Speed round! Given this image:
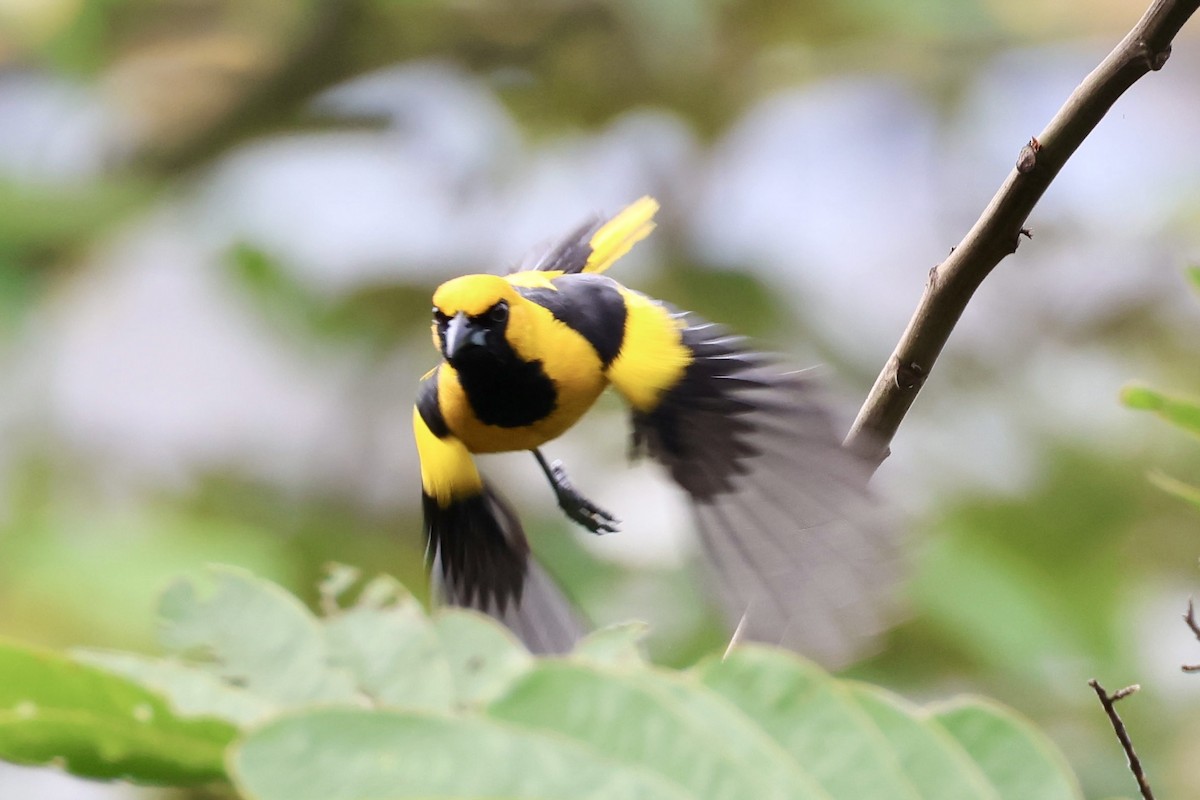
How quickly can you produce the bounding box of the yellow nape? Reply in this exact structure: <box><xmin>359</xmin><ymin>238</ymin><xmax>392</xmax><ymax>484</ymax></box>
<box><xmin>433</xmin><ymin>274</ymin><xmax>517</xmax><ymax>316</ymax></box>
<box><xmin>584</xmin><ymin>196</ymin><xmax>659</xmax><ymax>275</ymax></box>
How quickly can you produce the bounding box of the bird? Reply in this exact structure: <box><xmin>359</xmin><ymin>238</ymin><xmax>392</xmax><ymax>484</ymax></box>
<box><xmin>413</xmin><ymin>196</ymin><xmax>901</xmax><ymax>664</ymax></box>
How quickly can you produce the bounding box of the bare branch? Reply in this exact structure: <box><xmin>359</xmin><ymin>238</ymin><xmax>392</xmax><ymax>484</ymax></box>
<box><xmin>845</xmin><ymin>0</ymin><xmax>1200</xmax><ymax>464</ymax></box>
<box><xmin>1088</xmin><ymin>679</ymin><xmax>1156</xmax><ymax>800</ymax></box>
<box><xmin>1183</xmin><ymin>597</ymin><xmax>1200</xmax><ymax>672</ymax></box>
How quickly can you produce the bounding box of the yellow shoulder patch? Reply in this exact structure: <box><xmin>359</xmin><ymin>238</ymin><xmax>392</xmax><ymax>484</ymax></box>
<box><xmin>584</xmin><ymin>196</ymin><xmax>659</xmax><ymax>275</ymax></box>
<box><xmin>606</xmin><ymin>286</ymin><xmax>691</xmax><ymax>412</ymax></box>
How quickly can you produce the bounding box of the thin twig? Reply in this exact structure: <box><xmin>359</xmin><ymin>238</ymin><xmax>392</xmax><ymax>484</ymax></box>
<box><xmin>723</xmin><ymin>611</ymin><xmax>749</xmax><ymax>659</ymax></box>
<box><xmin>845</xmin><ymin>0</ymin><xmax>1200</xmax><ymax>465</ymax></box>
<box><xmin>1183</xmin><ymin>597</ymin><xmax>1200</xmax><ymax>672</ymax></box>
<box><xmin>1088</xmin><ymin>679</ymin><xmax>1156</xmax><ymax>800</ymax></box>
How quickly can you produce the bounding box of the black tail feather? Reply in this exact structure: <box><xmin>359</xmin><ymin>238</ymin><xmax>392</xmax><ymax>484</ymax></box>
<box><xmin>425</xmin><ymin>484</ymin><xmax>588</xmax><ymax>654</ymax></box>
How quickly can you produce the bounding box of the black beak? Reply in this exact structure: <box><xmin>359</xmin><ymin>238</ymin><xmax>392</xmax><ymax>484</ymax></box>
<box><xmin>443</xmin><ymin>312</ymin><xmax>484</xmax><ymax>362</ymax></box>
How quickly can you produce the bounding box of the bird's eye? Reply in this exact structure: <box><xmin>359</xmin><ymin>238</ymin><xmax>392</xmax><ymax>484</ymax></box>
<box><xmin>489</xmin><ymin>301</ymin><xmax>509</xmax><ymax>323</ymax></box>
<box><xmin>432</xmin><ymin>307</ymin><xmax>448</xmax><ymax>324</ymax></box>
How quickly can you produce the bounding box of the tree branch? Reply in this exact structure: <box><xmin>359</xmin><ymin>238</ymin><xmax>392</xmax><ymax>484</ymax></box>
<box><xmin>845</xmin><ymin>0</ymin><xmax>1200</xmax><ymax>464</ymax></box>
<box><xmin>1088</xmin><ymin>679</ymin><xmax>1156</xmax><ymax>800</ymax></box>
<box><xmin>1183</xmin><ymin>597</ymin><xmax>1200</xmax><ymax>672</ymax></box>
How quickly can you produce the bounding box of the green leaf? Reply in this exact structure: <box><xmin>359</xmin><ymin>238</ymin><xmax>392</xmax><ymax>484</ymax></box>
<box><xmin>0</xmin><ymin>567</ymin><xmax>1088</xmax><ymax>799</ymax></box>
<box><xmin>571</xmin><ymin>621</ymin><xmax>650</xmax><ymax>666</ymax></box>
<box><xmin>73</xmin><ymin>649</ymin><xmax>277</xmax><ymax>727</ymax></box>
<box><xmin>1147</xmin><ymin>469</ymin><xmax>1200</xmax><ymax>511</ymax></box>
<box><xmin>694</xmin><ymin>648</ymin><xmax>919</xmax><ymax>800</ymax></box>
<box><xmin>323</xmin><ymin>581</ymin><xmax>455</xmax><ymax>712</ymax></box>
<box><xmin>1120</xmin><ymin>384</ymin><xmax>1200</xmax><ymax>439</ymax></box>
<box><xmin>1120</xmin><ymin>384</ymin><xmax>1161</xmax><ymax>411</ymax></box>
<box><xmin>488</xmin><ymin>661</ymin><xmax>821</xmax><ymax>799</ymax></box>
<box><xmin>932</xmin><ymin>698</ymin><xmax>1082</xmax><ymax>800</ymax></box>
<box><xmin>230</xmin><ymin>708</ymin><xmax>690</xmax><ymax>800</ymax></box>
<box><xmin>0</xmin><ymin>639</ymin><xmax>234</xmax><ymax>784</ymax></box>
<box><xmin>634</xmin><ymin>669</ymin><xmax>831</xmax><ymax>798</ymax></box>
<box><xmin>158</xmin><ymin>566</ymin><xmax>360</xmax><ymax>705</ymax></box>
<box><xmin>432</xmin><ymin>610</ymin><xmax>533</xmax><ymax>708</ymax></box>
<box><xmin>846</xmin><ymin>683</ymin><xmax>998</xmax><ymax>800</ymax></box>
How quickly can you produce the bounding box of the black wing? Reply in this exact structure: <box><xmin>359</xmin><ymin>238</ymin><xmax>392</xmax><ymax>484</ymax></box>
<box><xmin>631</xmin><ymin>314</ymin><xmax>903</xmax><ymax>666</ymax></box>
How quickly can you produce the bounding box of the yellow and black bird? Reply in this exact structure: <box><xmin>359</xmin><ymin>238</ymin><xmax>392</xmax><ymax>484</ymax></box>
<box><xmin>414</xmin><ymin>197</ymin><xmax>899</xmax><ymax>662</ymax></box>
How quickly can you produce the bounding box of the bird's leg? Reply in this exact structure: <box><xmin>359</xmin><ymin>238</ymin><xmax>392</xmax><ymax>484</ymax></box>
<box><xmin>532</xmin><ymin>449</ymin><xmax>619</xmax><ymax>534</ymax></box>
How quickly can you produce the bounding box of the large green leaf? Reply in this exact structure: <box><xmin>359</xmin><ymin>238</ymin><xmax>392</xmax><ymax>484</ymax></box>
<box><xmin>0</xmin><ymin>568</ymin><xmax>1086</xmax><ymax>800</ymax></box>
<box><xmin>932</xmin><ymin>697</ymin><xmax>1083</xmax><ymax>800</ymax></box>
<box><xmin>634</xmin><ymin>668</ymin><xmax>832</xmax><ymax>799</ymax></box>
<box><xmin>845</xmin><ymin>683</ymin><xmax>997</xmax><ymax>800</ymax></box>
<box><xmin>225</xmin><ymin>640</ymin><xmax>1083</xmax><ymax>800</ymax></box>
<box><xmin>73</xmin><ymin>649</ymin><xmax>277</xmax><ymax>727</ymax></box>
<box><xmin>0</xmin><ymin>639</ymin><xmax>234</xmax><ymax>784</ymax></box>
<box><xmin>432</xmin><ymin>609</ymin><xmax>534</xmax><ymax>707</ymax></box>
<box><xmin>229</xmin><ymin>708</ymin><xmax>690</xmax><ymax>800</ymax></box>
<box><xmin>695</xmin><ymin>648</ymin><xmax>919</xmax><ymax>800</ymax></box>
<box><xmin>487</xmin><ymin>661</ymin><xmax>820</xmax><ymax>800</ymax></box>
<box><xmin>157</xmin><ymin>566</ymin><xmax>360</xmax><ymax>706</ymax></box>
<box><xmin>322</xmin><ymin>575</ymin><xmax>456</xmax><ymax>712</ymax></box>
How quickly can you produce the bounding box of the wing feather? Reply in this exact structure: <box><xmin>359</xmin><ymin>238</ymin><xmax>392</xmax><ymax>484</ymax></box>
<box><xmin>517</xmin><ymin>196</ymin><xmax>659</xmax><ymax>276</ymax></box>
<box><xmin>628</xmin><ymin>313</ymin><xmax>903</xmax><ymax>666</ymax></box>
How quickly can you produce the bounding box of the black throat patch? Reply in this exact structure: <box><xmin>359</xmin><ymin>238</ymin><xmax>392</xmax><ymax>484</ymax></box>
<box><xmin>454</xmin><ymin>349</ymin><xmax>557</xmax><ymax>428</ymax></box>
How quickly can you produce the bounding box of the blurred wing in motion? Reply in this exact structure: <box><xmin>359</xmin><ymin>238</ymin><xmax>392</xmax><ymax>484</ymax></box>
<box><xmin>625</xmin><ymin>312</ymin><xmax>903</xmax><ymax>666</ymax></box>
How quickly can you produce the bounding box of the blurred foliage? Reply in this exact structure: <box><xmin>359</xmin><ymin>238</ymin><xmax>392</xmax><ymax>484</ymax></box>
<box><xmin>1121</xmin><ymin>272</ymin><xmax>1200</xmax><ymax>510</ymax></box>
<box><xmin>0</xmin><ymin>0</ymin><xmax>1029</xmax><ymax>178</ymax></box>
<box><xmin>0</xmin><ymin>179</ymin><xmax>154</xmax><ymax>257</ymax></box>
<box><xmin>227</xmin><ymin>243</ymin><xmax>431</xmax><ymax>349</ymax></box>
<box><xmin>1</xmin><ymin>0</ymin><xmax>1199</xmax><ymax>798</ymax></box>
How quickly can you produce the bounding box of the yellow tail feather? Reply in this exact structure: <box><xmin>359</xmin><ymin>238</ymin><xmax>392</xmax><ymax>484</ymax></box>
<box><xmin>584</xmin><ymin>196</ymin><xmax>660</xmax><ymax>274</ymax></box>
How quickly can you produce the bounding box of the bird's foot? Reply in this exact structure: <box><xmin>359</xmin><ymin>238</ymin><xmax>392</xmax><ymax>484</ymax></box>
<box><xmin>548</xmin><ymin>460</ymin><xmax>619</xmax><ymax>534</ymax></box>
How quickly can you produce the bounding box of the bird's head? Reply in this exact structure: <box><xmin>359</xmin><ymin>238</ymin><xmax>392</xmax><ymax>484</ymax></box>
<box><xmin>431</xmin><ymin>275</ymin><xmax>524</xmax><ymax>368</ymax></box>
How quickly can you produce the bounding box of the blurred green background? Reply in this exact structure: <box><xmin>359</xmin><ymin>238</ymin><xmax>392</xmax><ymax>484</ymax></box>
<box><xmin>2</xmin><ymin>0</ymin><xmax>1199</xmax><ymax>797</ymax></box>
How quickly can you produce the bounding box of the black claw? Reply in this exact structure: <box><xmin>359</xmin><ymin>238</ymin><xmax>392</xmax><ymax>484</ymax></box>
<box><xmin>532</xmin><ymin>450</ymin><xmax>621</xmax><ymax>534</ymax></box>
<box><xmin>559</xmin><ymin>492</ymin><xmax>620</xmax><ymax>534</ymax></box>
<box><xmin>548</xmin><ymin>460</ymin><xmax>619</xmax><ymax>534</ymax></box>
